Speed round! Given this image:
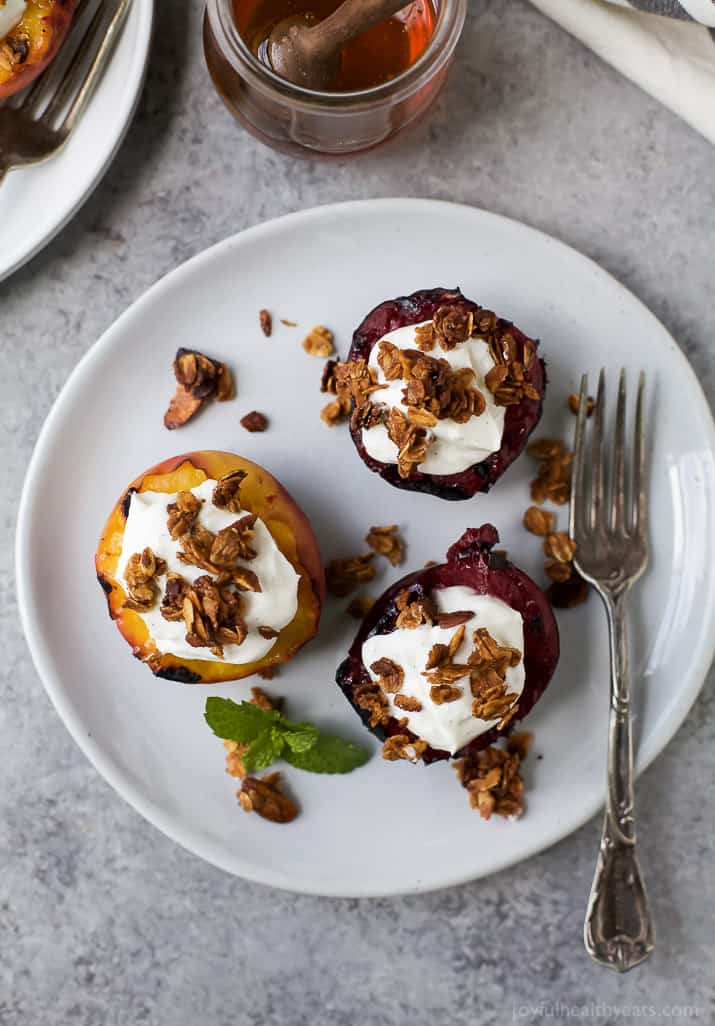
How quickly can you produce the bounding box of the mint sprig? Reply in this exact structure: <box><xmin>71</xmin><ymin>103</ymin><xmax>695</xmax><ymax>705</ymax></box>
<box><xmin>204</xmin><ymin>697</ymin><xmax>370</xmax><ymax>775</ymax></box>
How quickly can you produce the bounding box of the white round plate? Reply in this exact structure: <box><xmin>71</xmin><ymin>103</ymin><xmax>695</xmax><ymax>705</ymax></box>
<box><xmin>17</xmin><ymin>200</ymin><xmax>715</xmax><ymax>896</ymax></box>
<box><xmin>0</xmin><ymin>0</ymin><xmax>154</xmax><ymax>283</ymax></box>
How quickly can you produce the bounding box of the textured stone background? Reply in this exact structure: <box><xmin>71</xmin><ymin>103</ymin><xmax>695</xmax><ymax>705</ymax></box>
<box><xmin>1</xmin><ymin>1</ymin><xmax>713</xmax><ymax>1023</ymax></box>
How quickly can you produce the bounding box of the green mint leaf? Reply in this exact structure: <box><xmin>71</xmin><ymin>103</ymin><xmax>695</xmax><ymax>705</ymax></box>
<box><xmin>243</xmin><ymin>727</ymin><xmax>285</xmax><ymax>772</ymax></box>
<box><xmin>283</xmin><ymin>733</ymin><xmax>370</xmax><ymax>774</ymax></box>
<box><xmin>204</xmin><ymin>697</ymin><xmax>279</xmax><ymax>744</ymax></box>
<box><xmin>282</xmin><ymin>725</ymin><xmax>320</xmax><ymax>753</ymax></box>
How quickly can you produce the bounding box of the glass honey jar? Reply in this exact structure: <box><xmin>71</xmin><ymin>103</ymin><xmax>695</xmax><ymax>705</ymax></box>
<box><xmin>203</xmin><ymin>0</ymin><xmax>467</xmax><ymax>156</ymax></box>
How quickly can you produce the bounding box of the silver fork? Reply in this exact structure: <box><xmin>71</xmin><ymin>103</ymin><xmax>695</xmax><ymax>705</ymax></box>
<box><xmin>0</xmin><ymin>0</ymin><xmax>131</xmax><ymax>186</ymax></box>
<box><xmin>570</xmin><ymin>369</ymin><xmax>655</xmax><ymax>973</ymax></box>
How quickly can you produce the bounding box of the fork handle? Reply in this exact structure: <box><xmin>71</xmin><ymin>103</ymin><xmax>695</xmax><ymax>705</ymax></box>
<box><xmin>584</xmin><ymin>590</ymin><xmax>655</xmax><ymax>972</ymax></box>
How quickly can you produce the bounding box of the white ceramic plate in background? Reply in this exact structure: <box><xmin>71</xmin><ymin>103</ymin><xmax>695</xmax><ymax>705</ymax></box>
<box><xmin>0</xmin><ymin>0</ymin><xmax>154</xmax><ymax>283</ymax></box>
<box><xmin>16</xmin><ymin>200</ymin><xmax>715</xmax><ymax>896</ymax></box>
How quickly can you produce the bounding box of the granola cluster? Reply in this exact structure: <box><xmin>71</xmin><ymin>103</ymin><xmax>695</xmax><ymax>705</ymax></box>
<box><xmin>123</xmin><ymin>547</ymin><xmax>167</xmax><ymax>611</ymax></box>
<box><xmin>454</xmin><ymin>732</ymin><xmax>532</xmax><ymax>820</ymax></box>
<box><xmin>164</xmin><ymin>348</ymin><xmax>234</xmax><ymax>430</ymax></box>
<box><xmin>302</xmin><ymin>325</ymin><xmax>335</xmax><ymax>358</ymax></box>
<box><xmin>365</xmin><ymin>524</ymin><xmax>405</xmax><ymax>567</ymax></box>
<box><xmin>318</xmin><ymin>305</ymin><xmax>540</xmax><ymax>480</ymax></box>
<box><xmin>524</xmin><ymin>437</ymin><xmax>590</xmax><ymax>608</ymax></box>
<box><xmin>326</xmin><ymin>553</ymin><xmax>376</xmax><ymax>597</ymax></box>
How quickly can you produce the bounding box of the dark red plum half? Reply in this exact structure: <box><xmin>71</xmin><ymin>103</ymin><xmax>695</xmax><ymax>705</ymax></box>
<box><xmin>347</xmin><ymin>287</ymin><xmax>546</xmax><ymax>501</ymax></box>
<box><xmin>336</xmin><ymin>525</ymin><xmax>560</xmax><ymax>764</ymax></box>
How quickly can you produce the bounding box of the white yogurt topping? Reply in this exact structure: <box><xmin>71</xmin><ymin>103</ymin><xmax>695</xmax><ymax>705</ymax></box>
<box><xmin>115</xmin><ymin>479</ymin><xmax>300</xmax><ymax>664</ymax></box>
<box><xmin>0</xmin><ymin>0</ymin><xmax>26</xmax><ymax>43</ymax></box>
<box><xmin>361</xmin><ymin>322</ymin><xmax>506</xmax><ymax>476</ymax></box>
<box><xmin>361</xmin><ymin>586</ymin><xmax>525</xmax><ymax>755</ymax></box>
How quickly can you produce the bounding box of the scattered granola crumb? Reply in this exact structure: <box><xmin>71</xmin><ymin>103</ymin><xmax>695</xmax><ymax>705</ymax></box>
<box><xmin>365</xmin><ymin>524</ymin><xmax>405</xmax><ymax>567</ymax></box>
<box><xmin>347</xmin><ymin>595</ymin><xmax>374</xmax><ymax>619</ymax></box>
<box><xmin>523</xmin><ymin>506</ymin><xmax>555</xmax><ymax>536</ymax></box>
<box><xmin>326</xmin><ymin>553</ymin><xmax>376</xmax><ymax>597</ymax></box>
<box><xmin>259</xmin><ymin>309</ymin><xmax>272</xmax><ymax>337</ymax></box>
<box><xmin>527</xmin><ymin>438</ymin><xmax>572</xmax><ymax>505</ymax></box>
<box><xmin>423</xmin><ymin>560</ymin><xmax>438</xmax><ymax>568</ymax></box>
<box><xmin>302</xmin><ymin>325</ymin><xmax>335</xmax><ymax>358</ymax></box>
<box><xmin>568</xmin><ymin>392</ymin><xmax>595</xmax><ymax>417</ymax></box>
<box><xmin>543</xmin><ymin>531</ymin><xmax>576</xmax><ymax>563</ymax></box>
<box><xmin>258</xmin><ymin>666</ymin><xmax>277</xmax><ymax>680</ymax></box>
<box><xmin>238</xmin><ymin>773</ymin><xmax>298</xmax><ymax>823</ymax></box>
<box><xmin>280</xmin><ymin>318</ymin><xmax>297</xmax><ymax>327</ymax></box>
<box><xmin>454</xmin><ymin>733</ymin><xmax>532</xmax><ymax>820</ymax></box>
<box><xmin>164</xmin><ymin>348</ymin><xmax>234</xmax><ymax>429</ymax></box>
<box><xmin>240</xmin><ymin>410</ymin><xmax>269</xmax><ymax>433</ymax></box>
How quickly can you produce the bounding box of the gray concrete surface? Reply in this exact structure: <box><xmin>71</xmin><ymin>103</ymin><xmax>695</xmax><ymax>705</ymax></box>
<box><xmin>1</xmin><ymin>1</ymin><xmax>713</xmax><ymax>1023</ymax></box>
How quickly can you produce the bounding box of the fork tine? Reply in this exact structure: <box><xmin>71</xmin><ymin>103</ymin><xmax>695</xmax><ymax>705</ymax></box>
<box><xmin>19</xmin><ymin>0</ymin><xmax>93</xmax><ymax>117</ymax></box>
<box><xmin>609</xmin><ymin>369</ymin><xmax>627</xmax><ymax>533</ymax></box>
<box><xmin>632</xmin><ymin>371</ymin><xmax>647</xmax><ymax>535</ymax></box>
<box><xmin>570</xmin><ymin>373</ymin><xmax>589</xmax><ymax>540</ymax></box>
<box><xmin>589</xmin><ymin>369</ymin><xmax>606</xmax><ymax>532</ymax></box>
<box><xmin>42</xmin><ymin>0</ymin><xmax>131</xmax><ymax>132</ymax></box>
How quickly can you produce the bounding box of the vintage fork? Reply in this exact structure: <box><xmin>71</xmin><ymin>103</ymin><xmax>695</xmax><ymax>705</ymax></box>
<box><xmin>0</xmin><ymin>0</ymin><xmax>131</xmax><ymax>186</ymax></box>
<box><xmin>570</xmin><ymin>369</ymin><xmax>655</xmax><ymax>972</ymax></box>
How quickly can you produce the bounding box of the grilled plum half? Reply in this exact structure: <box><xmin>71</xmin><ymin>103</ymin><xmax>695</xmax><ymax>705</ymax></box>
<box><xmin>336</xmin><ymin>525</ymin><xmax>559</xmax><ymax>764</ymax></box>
<box><xmin>346</xmin><ymin>287</ymin><xmax>545</xmax><ymax>501</ymax></box>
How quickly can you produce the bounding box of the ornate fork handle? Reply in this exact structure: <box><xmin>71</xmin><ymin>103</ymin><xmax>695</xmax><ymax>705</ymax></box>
<box><xmin>584</xmin><ymin>588</ymin><xmax>655</xmax><ymax>972</ymax></box>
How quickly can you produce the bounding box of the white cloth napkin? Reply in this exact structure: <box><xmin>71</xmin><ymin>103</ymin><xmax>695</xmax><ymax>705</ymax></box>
<box><xmin>529</xmin><ymin>0</ymin><xmax>715</xmax><ymax>144</ymax></box>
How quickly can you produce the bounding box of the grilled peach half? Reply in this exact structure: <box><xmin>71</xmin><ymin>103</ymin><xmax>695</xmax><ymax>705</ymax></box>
<box><xmin>0</xmin><ymin>0</ymin><xmax>75</xmax><ymax>99</ymax></box>
<box><xmin>95</xmin><ymin>452</ymin><xmax>325</xmax><ymax>684</ymax></box>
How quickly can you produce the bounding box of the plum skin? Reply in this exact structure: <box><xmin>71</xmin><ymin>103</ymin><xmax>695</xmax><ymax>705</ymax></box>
<box><xmin>336</xmin><ymin>525</ymin><xmax>560</xmax><ymax>764</ymax></box>
<box><xmin>95</xmin><ymin>451</ymin><xmax>325</xmax><ymax>684</ymax></box>
<box><xmin>347</xmin><ymin>287</ymin><xmax>546</xmax><ymax>501</ymax></box>
<box><xmin>0</xmin><ymin>0</ymin><xmax>75</xmax><ymax>99</ymax></box>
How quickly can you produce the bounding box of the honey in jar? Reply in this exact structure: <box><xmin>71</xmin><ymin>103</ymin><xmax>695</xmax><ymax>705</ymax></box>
<box><xmin>233</xmin><ymin>0</ymin><xmax>437</xmax><ymax>92</ymax></box>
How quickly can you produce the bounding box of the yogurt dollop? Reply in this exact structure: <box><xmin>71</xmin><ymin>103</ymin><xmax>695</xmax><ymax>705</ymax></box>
<box><xmin>361</xmin><ymin>322</ymin><xmax>505</xmax><ymax>476</ymax></box>
<box><xmin>361</xmin><ymin>585</ymin><xmax>525</xmax><ymax>755</ymax></box>
<box><xmin>116</xmin><ymin>479</ymin><xmax>300</xmax><ymax>664</ymax></box>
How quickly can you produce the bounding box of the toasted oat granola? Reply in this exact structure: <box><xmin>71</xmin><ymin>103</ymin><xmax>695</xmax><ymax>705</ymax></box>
<box><xmin>354</xmin><ymin>682</ymin><xmax>390</xmax><ymax>727</ymax></box>
<box><xmin>394</xmin><ymin>588</ymin><xmax>434</xmax><ymax>629</ymax></box>
<box><xmin>467</xmin><ymin>627</ymin><xmax>522</xmax><ymax>729</ymax></box>
<box><xmin>238</xmin><ymin>773</ymin><xmax>298</xmax><ymax>823</ymax></box>
<box><xmin>369</xmin><ymin>657</ymin><xmax>404</xmax><ymax>694</ymax></box>
<box><xmin>365</xmin><ymin>524</ymin><xmax>405</xmax><ymax>567</ymax></box>
<box><xmin>259</xmin><ymin>309</ymin><xmax>272</xmax><ymax>337</ymax></box>
<box><xmin>212</xmin><ymin>470</ymin><xmax>248</xmax><ymax>514</ymax></box>
<box><xmin>178</xmin><ymin>574</ymin><xmax>247</xmax><ymax>657</ymax></box>
<box><xmin>123</xmin><ymin>547</ymin><xmax>167</xmax><ymax>611</ymax></box>
<box><xmin>164</xmin><ymin>348</ymin><xmax>234</xmax><ymax>429</ymax></box>
<box><xmin>568</xmin><ymin>393</ymin><xmax>595</xmax><ymax>417</ymax></box>
<box><xmin>382</xmin><ymin>733</ymin><xmax>428</xmax><ymax>763</ymax></box>
<box><xmin>302</xmin><ymin>325</ymin><xmax>335</xmax><ymax>358</ymax></box>
<box><xmin>522</xmin><ymin>506</ymin><xmax>555</xmax><ymax>537</ymax></box>
<box><xmin>326</xmin><ymin>553</ymin><xmax>376</xmax><ymax>597</ymax></box>
<box><xmin>167</xmin><ymin>491</ymin><xmax>203</xmax><ymax>540</ymax></box>
<box><xmin>454</xmin><ymin>732</ymin><xmax>532</xmax><ymax>820</ymax></box>
<box><xmin>240</xmin><ymin>411</ymin><xmax>268</xmax><ymax>432</ymax></box>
